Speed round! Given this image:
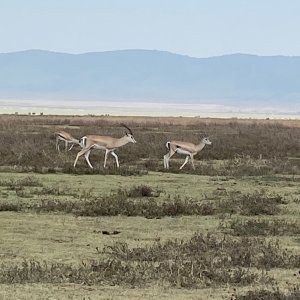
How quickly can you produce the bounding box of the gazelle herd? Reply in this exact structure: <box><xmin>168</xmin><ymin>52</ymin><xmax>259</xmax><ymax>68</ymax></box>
<box><xmin>55</xmin><ymin>124</ymin><xmax>212</xmax><ymax>170</ymax></box>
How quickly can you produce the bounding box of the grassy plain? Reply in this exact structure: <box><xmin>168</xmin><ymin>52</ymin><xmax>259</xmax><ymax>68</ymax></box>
<box><xmin>0</xmin><ymin>115</ymin><xmax>299</xmax><ymax>299</ymax></box>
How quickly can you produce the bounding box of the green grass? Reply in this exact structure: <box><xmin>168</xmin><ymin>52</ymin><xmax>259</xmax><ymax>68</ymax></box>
<box><xmin>0</xmin><ymin>171</ymin><xmax>300</xmax><ymax>299</ymax></box>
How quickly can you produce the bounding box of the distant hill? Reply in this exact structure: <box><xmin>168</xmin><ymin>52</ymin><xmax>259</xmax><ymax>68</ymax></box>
<box><xmin>0</xmin><ymin>49</ymin><xmax>299</xmax><ymax>110</ymax></box>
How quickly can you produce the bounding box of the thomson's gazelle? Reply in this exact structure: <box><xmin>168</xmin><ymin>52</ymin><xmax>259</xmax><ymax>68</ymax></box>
<box><xmin>164</xmin><ymin>137</ymin><xmax>212</xmax><ymax>170</ymax></box>
<box><xmin>73</xmin><ymin>124</ymin><xmax>136</xmax><ymax>169</ymax></box>
<box><xmin>55</xmin><ymin>131</ymin><xmax>80</xmax><ymax>152</ymax></box>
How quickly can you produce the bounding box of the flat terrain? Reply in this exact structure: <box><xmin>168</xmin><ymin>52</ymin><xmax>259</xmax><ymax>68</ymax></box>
<box><xmin>0</xmin><ymin>115</ymin><xmax>299</xmax><ymax>299</ymax></box>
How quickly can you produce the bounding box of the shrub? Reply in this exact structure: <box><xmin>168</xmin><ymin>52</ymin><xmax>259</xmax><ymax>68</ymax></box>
<box><xmin>234</xmin><ymin>286</ymin><xmax>300</xmax><ymax>300</ymax></box>
<box><xmin>218</xmin><ymin>191</ymin><xmax>286</xmax><ymax>216</ymax></box>
<box><xmin>221</xmin><ymin>219</ymin><xmax>300</xmax><ymax>236</ymax></box>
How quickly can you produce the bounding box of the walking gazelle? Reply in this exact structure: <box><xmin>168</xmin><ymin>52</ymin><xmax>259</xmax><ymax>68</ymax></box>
<box><xmin>163</xmin><ymin>137</ymin><xmax>212</xmax><ymax>170</ymax></box>
<box><xmin>73</xmin><ymin>124</ymin><xmax>136</xmax><ymax>169</ymax></box>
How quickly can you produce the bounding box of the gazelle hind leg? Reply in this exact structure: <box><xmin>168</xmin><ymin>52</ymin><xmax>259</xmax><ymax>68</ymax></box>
<box><xmin>84</xmin><ymin>150</ymin><xmax>93</xmax><ymax>169</ymax></box>
<box><xmin>163</xmin><ymin>154</ymin><xmax>167</xmax><ymax>168</ymax></box>
<box><xmin>190</xmin><ymin>155</ymin><xmax>195</xmax><ymax>170</ymax></box>
<box><xmin>164</xmin><ymin>150</ymin><xmax>175</xmax><ymax>169</ymax></box>
<box><xmin>68</xmin><ymin>144</ymin><xmax>74</xmax><ymax>151</ymax></box>
<box><xmin>111</xmin><ymin>151</ymin><xmax>119</xmax><ymax>168</ymax></box>
<box><xmin>179</xmin><ymin>156</ymin><xmax>189</xmax><ymax>170</ymax></box>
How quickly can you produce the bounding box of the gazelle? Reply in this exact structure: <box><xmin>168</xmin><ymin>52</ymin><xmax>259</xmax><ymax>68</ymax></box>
<box><xmin>163</xmin><ymin>137</ymin><xmax>212</xmax><ymax>170</ymax></box>
<box><xmin>73</xmin><ymin>124</ymin><xmax>136</xmax><ymax>169</ymax></box>
<box><xmin>55</xmin><ymin>131</ymin><xmax>80</xmax><ymax>152</ymax></box>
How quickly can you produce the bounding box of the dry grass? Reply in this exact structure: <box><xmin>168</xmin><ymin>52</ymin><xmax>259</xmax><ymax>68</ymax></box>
<box><xmin>0</xmin><ymin>114</ymin><xmax>299</xmax><ymax>299</ymax></box>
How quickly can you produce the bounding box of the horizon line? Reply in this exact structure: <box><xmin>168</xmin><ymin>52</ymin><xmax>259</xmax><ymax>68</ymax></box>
<box><xmin>1</xmin><ymin>48</ymin><xmax>300</xmax><ymax>59</ymax></box>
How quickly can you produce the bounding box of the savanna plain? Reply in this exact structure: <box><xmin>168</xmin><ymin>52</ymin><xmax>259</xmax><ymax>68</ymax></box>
<box><xmin>0</xmin><ymin>114</ymin><xmax>299</xmax><ymax>300</ymax></box>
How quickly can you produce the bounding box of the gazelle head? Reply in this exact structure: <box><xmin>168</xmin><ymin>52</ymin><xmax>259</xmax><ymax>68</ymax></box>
<box><xmin>121</xmin><ymin>123</ymin><xmax>137</xmax><ymax>143</ymax></box>
<box><xmin>202</xmin><ymin>137</ymin><xmax>212</xmax><ymax>145</ymax></box>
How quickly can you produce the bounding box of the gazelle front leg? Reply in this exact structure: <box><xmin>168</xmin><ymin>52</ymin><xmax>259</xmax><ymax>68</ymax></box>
<box><xmin>179</xmin><ymin>156</ymin><xmax>189</xmax><ymax>170</ymax></box>
<box><xmin>74</xmin><ymin>148</ymin><xmax>89</xmax><ymax>167</ymax></box>
<box><xmin>111</xmin><ymin>151</ymin><xmax>119</xmax><ymax>168</ymax></box>
<box><xmin>163</xmin><ymin>153</ymin><xmax>169</xmax><ymax>168</ymax></box>
<box><xmin>103</xmin><ymin>149</ymin><xmax>109</xmax><ymax>168</ymax></box>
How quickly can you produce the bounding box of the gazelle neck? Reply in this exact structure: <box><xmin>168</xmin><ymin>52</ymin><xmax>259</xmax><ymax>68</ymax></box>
<box><xmin>114</xmin><ymin>135</ymin><xmax>130</xmax><ymax>148</ymax></box>
<box><xmin>195</xmin><ymin>141</ymin><xmax>206</xmax><ymax>152</ymax></box>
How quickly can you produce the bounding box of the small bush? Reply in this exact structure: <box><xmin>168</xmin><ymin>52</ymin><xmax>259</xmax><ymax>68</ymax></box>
<box><xmin>127</xmin><ymin>185</ymin><xmax>158</xmax><ymax>197</ymax></box>
<box><xmin>76</xmin><ymin>193</ymin><xmax>215</xmax><ymax>218</ymax></box>
<box><xmin>0</xmin><ymin>202</ymin><xmax>21</xmax><ymax>212</ymax></box>
<box><xmin>234</xmin><ymin>286</ymin><xmax>300</xmax><ymax>300</ymax></box>
<box><xmin>221</xmin><ymin>219</ymin><xmax>300</xmax><ymax>236</ymax></box>
<box><xmin>218</xmin><ymin>191</ymin><xmax>285</xmax><ymax>216</ymax></box>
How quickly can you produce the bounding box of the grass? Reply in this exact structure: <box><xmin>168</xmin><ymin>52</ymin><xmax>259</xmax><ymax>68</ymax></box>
<box><xmin>0</xmin><ymin>171</ymin><xmax>299</xmax><ymax>298</ymax></box>
<box><xmin>0</xmin><ymin>115</ymin><xmax>299</xmax><ymax>298</ymax></box>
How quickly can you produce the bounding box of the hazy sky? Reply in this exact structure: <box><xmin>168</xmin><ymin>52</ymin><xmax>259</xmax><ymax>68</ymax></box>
<box><xmin>0</xmin><ymin>0</ymin><xmax>299</xmax><ymax>57</ymax></box>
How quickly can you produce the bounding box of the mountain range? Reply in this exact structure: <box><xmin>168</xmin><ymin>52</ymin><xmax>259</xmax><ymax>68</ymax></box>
<box><xmin>0</xmin><ymin>49</ymin><xmax>299</xmax><ymax>111</ymax></box>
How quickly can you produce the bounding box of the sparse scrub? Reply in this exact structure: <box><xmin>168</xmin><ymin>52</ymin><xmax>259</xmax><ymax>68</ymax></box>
<box><xmin>0</xmin><ymin>233</ymin><xmax>280</xmax><ymax>288</ymax></box>
<box><xmin>32</xmin><ymin>185</ymin><xmax>77</xmax><ymax>197</ymax></box>
<box><xmin>0</xmin><ymin>176</ymin><xmax>43</xmax><ymax>189</ymax></box>
<box><xmin>218</xmin><ymin>191</ymin><xmax>285</xmax><ymax>216</ymax></box>
<box><xmin>0</xmin><ymin>202</ymin><xmax>21</xmax><ymax>212</ymax></box>
<box><xmin>221</xmin><ymin>219</ymin><xmax>300</xmax><ymax>236</ymax></box>
<box><xmin>0</xmin><ymin>115</ymin><xmax>298</xmax><ymax>174</ymax></box>
<box><xmin>76</xmin><ymin>193</ymin><xmax>215</xmax><ymax>218</ymax></box>
<box><xmin>106</xmin><ymin>233</ymin><xmax>300</xmax><ymax>270</ymax></box>
<box><xmin>234</xmin><ymin>286</ymin><xmax>300</xmax><ymax>300</ymax></box>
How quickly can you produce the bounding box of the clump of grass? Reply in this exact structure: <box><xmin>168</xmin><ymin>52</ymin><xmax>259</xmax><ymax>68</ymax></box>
<box><xmin>234</xmin><ymin>286</ymin><xmax>300</xmax><ymax>300</ymax></box>
<box><xmin>76</xmin><ymin>193</ymin><xmax>215</xmax><ymax>218</ymax></box>
<box><xmin>32</xmin><ymin>185</ymin><xmax>77</xmax><ymax>197</ymax></box>
<box><xmin>106</xmin><ymin>233</ymin><xmax>300</xmax><ymax>270</ymax></box>
<box><xmin>127</xmin><ymin>185</ymin><xmax>159</xmax><ymax>197</ymax></box>
<box><xmin>218</xmin><ymin>191</ymin><xmax>286</xmax><ymax>216</ymax></box>
<box><xmin>32</xmin><ymin>199</ymin><xmax>77</xmax><ymax>214</ymax></box>
<box><xmin>0</xmin><ymin>176</ymin><xmax>43</xmax><ymax>190</ymax></box>
<box><xmin>0</xmin><ymin>202</ymin><xmax>21</xmax><ymax>212</ymax></box>
<box><xmin>221</xmin><ymin>219</ymin><xmax>300</xmax><ymax>236</ymax></box>
<box><xmin>239</xmin><ymin>192</ymin><xmax>285</xmax><ymax>215</ymax></box>
<box><xmin>0</xmin><ymin>188</ymin><xmax>214</xmax><ymax>217</ymax></box>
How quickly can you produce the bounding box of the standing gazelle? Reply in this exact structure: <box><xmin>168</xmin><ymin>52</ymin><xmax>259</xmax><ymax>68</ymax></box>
<box><xmin>73</xmin><ymin>124</ymin><xmax>136</xmax><ymax>169</ymax></box>
<box><xmin>164</xmin><ymin>137</ymin><xmax>212</xmax><ymax>170</ymax></box>
<box><xmin>55</xmin><ymin>131</ymin><xmax>80</xmax><ymax>152</ymax></box>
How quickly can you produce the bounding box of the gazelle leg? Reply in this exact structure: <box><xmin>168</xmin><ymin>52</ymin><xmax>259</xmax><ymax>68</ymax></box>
<box><xmin>164</xmin><ymin>150</ymin><xmax>175</xmax><ymax>169</ymax></box>
<box><xmin>65</xmin><ymin>140</ymin><xmax>68</xmax><ymax>152</ymax></box>
<box><xmin>68</xmin><ymin>144</ymin><xmax>74</xmax><ymax>151</ymax></box>
<box><xmin>190</xmin><ymin>155</ymin><xmax>195</xmax><ymax>170</ymax></box>
<box><xmin>180</xmin><ymin>156</ymin><xmax>189</xmax><ymax>170</ymax></box>
<box><xmin>56</xmin><ymin>137</ymin><xmax>59</xmax><ymax>151</ymax></box>
<box><xmin>84</xmin><ymin>150</ymin><xmax>93</xmax><ymax>169</ymax></box>
<box><xmin>103</xmin><ymin>149</ymin><xmax>109</xmax><ymax>168</ymax></box>
<box><xmin>74</xmin><ymin>148</ymin><xmax>89</xmax><ymax>167</ymax></box>
<box><xmin>163</xmin><ymin>153</ymin><xmax>168</xmax><ymax>168</ymax></box>
<box><xmin>111</xmin><ymin>151</ymin><xmax>119</xmax><ymax>168</ymax></box>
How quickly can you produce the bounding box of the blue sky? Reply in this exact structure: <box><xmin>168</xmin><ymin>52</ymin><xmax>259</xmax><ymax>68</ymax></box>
<box><xmin>0</xmin><ymin>0</ymin><xmax>299</xmax><ymax>57</ymax></box>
